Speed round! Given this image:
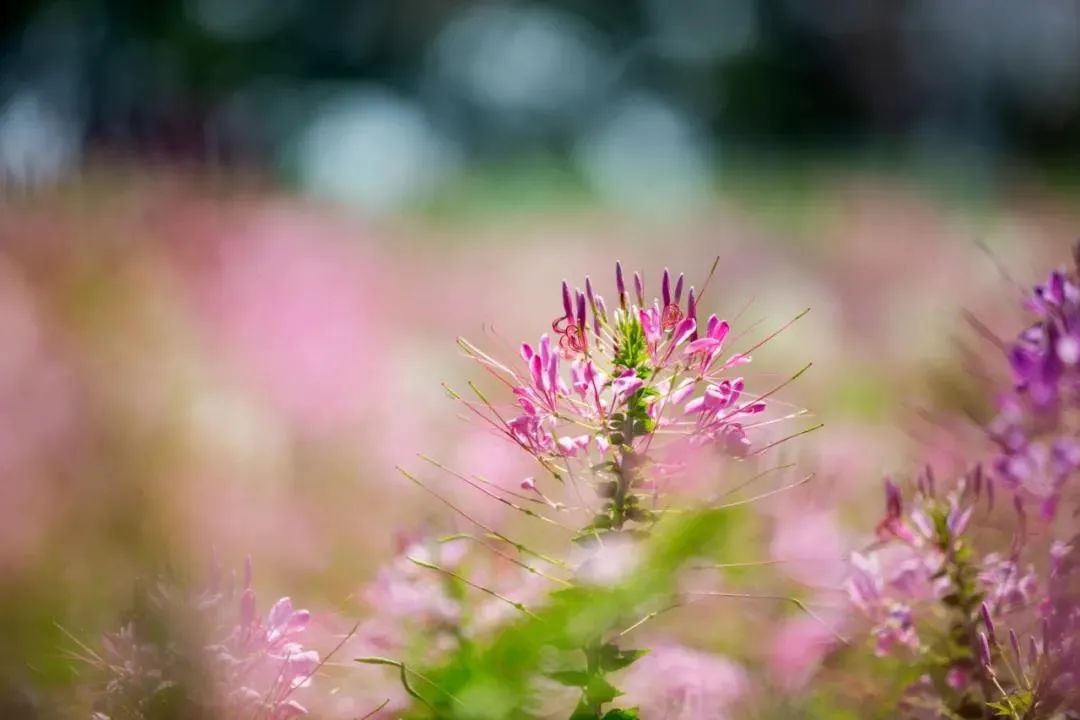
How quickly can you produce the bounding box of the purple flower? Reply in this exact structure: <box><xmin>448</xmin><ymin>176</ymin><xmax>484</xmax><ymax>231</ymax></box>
<box><xmin>990</xmin><ymin>265</ymin><xmax>1080</xmax><ymax>519</ymax></box>
<box><xmin>979</xmin><ymin>554</ymin><xmax>1038</xmax><ymax>613</ymax></box>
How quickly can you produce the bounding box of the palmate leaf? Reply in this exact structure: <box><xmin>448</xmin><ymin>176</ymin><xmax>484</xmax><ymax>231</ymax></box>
<box><xmin>400</xmin><ymin>507</ymin><xmax>738</xmax><ymax>720</ymax></box>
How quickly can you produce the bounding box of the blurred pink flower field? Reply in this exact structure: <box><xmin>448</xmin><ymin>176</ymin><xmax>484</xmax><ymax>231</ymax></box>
<box><xmin>1</xmin><ymin>172</ymin><xmax>1079</xmax><ymax>719</ymax></box>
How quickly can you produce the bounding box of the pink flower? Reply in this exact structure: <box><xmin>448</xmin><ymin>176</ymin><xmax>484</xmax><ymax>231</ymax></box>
<box><xmin>622</xmin><ymin>643</ymin><xmax>748</xmax><ymax>720</ymax></box>
<box><xmin>684</xmin><ymin>314</ymin><xmax>731</xmax><ymax>369</ymax></box>
<box><xmin>518</xmin><ymin>335</ymin><xmax>568</xmax><ymax>415</ymax></box>
<box><xmin>556</xmin><ymin>434</ymin><xmax>591</xmax><ymax>457</ymax></box>
<box><xmin>845</xmin><ymin>551</ymin><xmax>929</xmax><ymax>657</ymax></box>
<box><xmin>768</xmin><ymin>615</ymin><xmax>841</xmax><ymax>691</ymax></box>
<box><xmin>979</xmin><ymin>553</ymin><xmax>1038</xmax><ymax>613</ymax></box>
<box><xmin>570</xmin><ymin>359</ymin><xmax>598</xmax><ymax>399</ymax></box>
<box><xmin>611</xmin><ymin>368</ymin><xmax>645</xmax><ymax>401</ymax></box>
<box><xmin>94</xmin><ymin>559</ymin><xmax>320</xmax><ymax>719</ymax></box>
<box><xmin>449</xmin><ymin>262</ymin><xmax>801</xmax><ymax>533</ymax></box>
<box><xmin>683</xmin><ymin>378</ymin><xmax>765</xmax><ymax>448</ymax></box>
<box><xmin>508</xmin><ymin>411</ymin><xmax>555</xmax><ymax>455</ymax></box>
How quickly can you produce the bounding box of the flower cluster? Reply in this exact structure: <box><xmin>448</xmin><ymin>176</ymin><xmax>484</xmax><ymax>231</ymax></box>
<box><xmin>377</xmin><ymin>261</ymin><xmax>809</xmax><ymax>720</ymax></box>
<box><xmin>463</xmin><ymin>263</ymin><xmax>786</xmax><ymax>537</ymax></box>
<box><xmin>845</xmin><ymin>247</ymin><xmax>1080</xmax><ymax>719</ymax></box>
<box><xmin>990</xmin><ymin>257</ymin><xmax>1080</xmax><ymax>519</ymax></box>
<box><xmin>848</xmin><ymin>471</ymin><xmax>978</xmax><ymax>655</ymax></box>
<box><xmin>845</xmin><ymin>467</ymin><xmax>1049</xmax><ymax>717</ymax></box>
<box><xmin>90</xmin><ymin>559</ymin><xmax>319</xmax><ymax>720</ymax></box>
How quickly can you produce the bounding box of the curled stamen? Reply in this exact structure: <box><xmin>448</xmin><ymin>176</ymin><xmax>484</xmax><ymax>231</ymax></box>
<box><xmin>661</xmin><ymin>303</ymin><xmax>683</xmax><ymax>331</ymax></box>
<box><xmin>561</xmin><ymin>325</ymin><xmax>586</xmax><ymax>354</ymax></box>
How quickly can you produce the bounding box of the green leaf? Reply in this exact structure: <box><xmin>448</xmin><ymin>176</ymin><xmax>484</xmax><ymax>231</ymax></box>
<box><xmin>546</xmin><ymin>670</ymin><xmax>590</xmax><ymax>687</ymax></box>
<box><xmin>599</xmin><ymin>644</ymin><xmax>649</xmax><ymax>672</ymax></box>
<box><xmin>987</xmin><ymin>701</ymin><xmax>1017</xmax><ymax>718</ymax></box>
<box><xmin>584</xmin><ymin>676</ymin><xmax>621</xmax><ymax>706</ymax></box>
<box><xmin>570</xmin><ymin>704</ymin><xmax>601</xmax><ymax>720</ymax></box>
<box><xmin>602</xmin><ymin>709</ymin><xmax>640</xmax><ymax>720</ymax></box>
<box><xmin>588</xmin><ymin>514</ymin><xmax>613</xmax><ymax>530</ymax></box>
<box><xmin>625</xmin><ymin>507</ymin><xmax>655</xmax><ymax>523</ymax></box>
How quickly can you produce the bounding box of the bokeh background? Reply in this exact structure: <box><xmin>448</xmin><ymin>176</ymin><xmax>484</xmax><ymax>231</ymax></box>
<box><xmin>2</xmin><ymin>1</ymin><xmax>1080</xmax><ymax>717</ymax></box>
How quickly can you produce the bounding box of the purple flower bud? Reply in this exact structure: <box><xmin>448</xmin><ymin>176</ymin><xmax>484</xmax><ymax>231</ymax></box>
<box><xmin>562</xmin><ymin>280</ymin><xmax>574</xmax><ymax>320</ymax></box>
<box><xmin>595</xmin><ymin>294</ymin><xmax>607</xmax><ymax>321</ymax></box>
<box><xmin>1009</xmin><ymin>629</ymin><xmax>1022</xmax><ymax>667</ymax></box>
<box><xmin>924</xmin><ymin>465</ymin><xmax>936</xmax><ymax>497</ymax></box>
<box><xmin>1028</xmin><ymin>636</ymin><xmax>1039</xmax><ymax>669</ymax></box>
<box><xmin>615</xmin><ymin>262</ymin><xmax>627</xmax><ymax>308</ymax></box>
<box><xmin>971</xmin><ymin>463</ymin><xmax>983</xmax><ymax>500</ymax></box>
<box><xmin>674</xmin><ymin>273</ymin><xmax>684</xmax><ymax>303</ymax></box>
<box><xmin>884</xmin><ymin>477</ymin><xmax>902</xmax><ymax>520</ymax></box>
<box><xmin>633</xmin><ymin>272</ymin><xmax>644</xmax><ymax>305</ymax></box>
<box><xmin>947</xmin><ymin>502</ymin><xmax>973</xmax><ymax>537</ymax></box>
<box><xmin>662</xmin><ymin>268</ymin><xmax>672</xmax><ymax>307</ymax></box>
<box><xmin>687</xmin><ymin>287</ymin><xmax>698</xmax><ymax>340</ymax></box>
<box><xmin>978</xmin><ymin>630</ymin><xmax>993</xmax><ymax>667</ymax></box>
<box><xmin>585</xmin><ymin>276</ymin><xmax>595</xmax><ymax>309</ymax></box>
<box><xmin>986</xmin><ymin>473</ymin><xmax>995</xmax><ymax>511</ymax></box>
<box><xmin>980</xmin><ymin>602</ymin><xmax>997</xmax><ymax>643</ymax></box>
<box><xmin>575</xmin><ymin>289</ymin><xmax>586</xmax><ymax>329</ymax></box>
<box><xmin>1012</xmin><ymin>495</ymin><xmax>1027</xmax><ymax>554</ymax></box>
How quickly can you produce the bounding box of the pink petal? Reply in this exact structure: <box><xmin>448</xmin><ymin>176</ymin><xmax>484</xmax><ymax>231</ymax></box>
<box><xmin>669</xmin><ymin>380</ymin><xmax>695</xmax><ymax>406</ymax></box>
<box><xmin>684</xmin><ymin>396</ymin><xmax>706</xmax><ymax>415</ymax></box>
<box><xmin>684</xmin><ymin>338</ymin><xmax>720</xmax><ymax>355</ymax></box>
<box><xmin>672</xmin><ymin>317</ymin><xmax>696</xmax><ymax>347</ymax></box>
<box><xmin>267</xmin><ymin>597</ymin><xmax>294</xmax><ymax>630</ymax></box>
<box><xmin>708</xmin><ymin>316</ymin><xmax>730</xmax><ymax>343</ymax></box>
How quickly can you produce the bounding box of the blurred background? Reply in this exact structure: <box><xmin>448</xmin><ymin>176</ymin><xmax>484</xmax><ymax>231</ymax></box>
<box><xmin>1</xmin><ymin>0</ymin><xmax>1080</xmax><ymax>716</ymax></box>
<box><xmin>3</xmin><ymin>0</ymin><xmax>1080</xmax><ymax>205</ymax></box>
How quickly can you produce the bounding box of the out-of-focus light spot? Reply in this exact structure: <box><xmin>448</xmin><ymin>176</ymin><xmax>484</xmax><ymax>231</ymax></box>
<box><xmin>430</xmin><ymin>5</ymin><xmax>608</xmax><ymax>123</ymax></box>
<box><xmin>906</xmin><ymin>0</ymin><xmax>1080</xmax><ymax>117</ymax></box>
<box><xmin>996</xmin><ymin>0</ymin><xmax>1080</xmax><ymax>115</ymax></box>
<box><xmin>575</xmin><ymin>93</ymin><xmax>713</xmax><ymax>213</ymax></box>
<box><xmin>292</xmin><ymin>88</ymin><xmax>457</xmax><ymax>213</ymax></box>
<box><xmin>783</xmin><ymin>0</ymin><xmax>870</xmax><ymax>37</ymax></box>
<box><xmin>0</xmin><ymin>91</ymin><xmax>80</xmax><ymax>187</ymax></box>
<box><xmin>185</xmin><ymin>0</ymin><xmax>298</xmax><ymax>41</ymax></box>
<box><xmin>643</xmin><ymin>0</ymin><xmax>758</xmax><ymax>64</ymax></box>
